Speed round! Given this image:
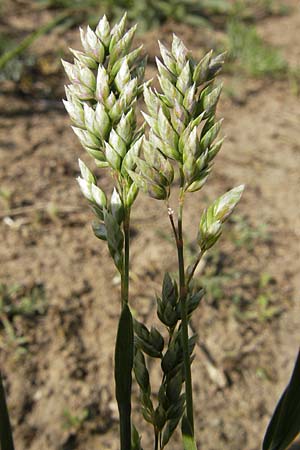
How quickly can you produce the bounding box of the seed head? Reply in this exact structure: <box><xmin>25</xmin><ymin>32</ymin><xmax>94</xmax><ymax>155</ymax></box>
<box><xmin>138</xmin><ymin>34</ymin><xmax>226</xmax><ymax>196</ymax></box>
<box><xmin>63</xmin><ymin>14</ymin><xmax>146</xmax><ymax>187</ymax></box>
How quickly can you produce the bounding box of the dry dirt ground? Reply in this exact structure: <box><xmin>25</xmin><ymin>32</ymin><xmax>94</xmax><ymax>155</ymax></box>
<box><xmin>0</xmin><ymin>2</ymin><xmax>300</xmax><ymax>449</ymax></box>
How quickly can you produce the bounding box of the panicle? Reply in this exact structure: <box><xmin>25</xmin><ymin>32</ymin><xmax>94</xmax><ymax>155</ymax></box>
<box><xmin>62</xmin><ymin>14</ymin><xmax>146</xmax><ymax>271</ymax></box>
<box><xmin>137</xmin><ymin>34</ymin><xmax>226</xmax><ymax>197</ymax></box>
<box><xmin>62</xmin><ymin>13</ymin><xmax>146</xmax><ymax>190</ymax></box>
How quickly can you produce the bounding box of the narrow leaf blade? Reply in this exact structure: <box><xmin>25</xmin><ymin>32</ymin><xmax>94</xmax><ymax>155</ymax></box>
<box><xmin>0</xmin><ymin>371</ymin><xmax>15</xmax><ymax>450</ymax></box>
<box><xmin>263</xmin><ymin>350</ymin><xmax>300</xmax><ymax>450</ymax></box>
<box><xmin>115</xmin><ymin>304</ymin><xmax>134</xmax><ymax>450</ymax></box>
<box><xmin>182</xmin><ymin>415</ymin><xmax>197</xmax><ymax>450</ymax></box>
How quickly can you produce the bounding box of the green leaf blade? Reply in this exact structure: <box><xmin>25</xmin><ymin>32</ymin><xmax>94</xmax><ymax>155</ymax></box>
<box><xmin>263</xmin><ymin>350</ymin><xmax>300</xmax><ymax>450</ymax></box>
<box><xmin>182</xmin><ymin>415</ymin><xmax>197</xmax><ymax>450</ymax></box>
<box><xmin>0</xmin><ymin>371</ymin><xmax>15</xmax><ymax>450</ymax></box>
<box><xmin>115</xmin><ymin>304</ymin><xmax>134</xmax><ymax>450</ymax></box>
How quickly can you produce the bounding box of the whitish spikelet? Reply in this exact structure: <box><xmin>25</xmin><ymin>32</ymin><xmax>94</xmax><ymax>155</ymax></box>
<box><xmin>141</xmin><ymin>34</ymin><xmax>226</xmax><ymax>194</ymax></box>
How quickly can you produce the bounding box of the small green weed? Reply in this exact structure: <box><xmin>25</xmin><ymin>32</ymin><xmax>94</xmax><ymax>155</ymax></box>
<box><xmin>288</xmin><ymin>67</ymin><xmax>300</xmax><ymax>96</ymax></box>
<box><xmin>186</xmin><ymin>246</ymin><xmax>238</xmax><ymax>305</ymax></box>
<box><xmin>0</xmin><ymin>187</ymin><xmax>14</xmax><ymax>209</ymax></box>
<box><xmin>226</xmin><ymin>20</ymin><xmax>287</xmax><ymax>78</ymax></box>
<box><xmin>229</xmin><ymin>215</ymin><xmax>270</xmax><ymax>250</ymax></box>
<box><xmin>234</xmin><ymin>292</ymin><xmax>281</xmax><ymax>322</ymax></box>
<box><xmin>185</xmin><ymin>215</ymin><xmax>281</xmax><ymax>324</ymax></box>
<box><xmin>232</xmin><ymin>0</ymin><xmax>290</xmax><ymax>21</ymax></box>
<box><xmin>0</xmin><ymin>33</ymin><xmax>36</xmax><ymax>83</ymax></box>
<box><xmin>0</xmin><ymin>283</ymin><xmax>47</xmax><ymax>355</ymax></box>
<box><xmin>233</xmin><ymin>272</ymin><xmax>282</xmax><ymax>322</ymax></box>
<box><xmin>0</xmin><ymin>317</ymin><xmax>29</xmax><ymax>356</ymax></box>
<box><xmin>201</xmin><ymin>272</ymin><xmax>235</xmax><ymax>303</ymax></box>
<box><xmin>34</xmin><ymin>0</ymin><xmax>233</xmax><ymax>30</ymax></box>
<box><xmin>0</xmin><ymin>283</ymin><xmax>46</xmax><ymax>318</ymax></box>
<box><xmin>256</xmin><ymin>367</ymin><xmax>272</xmax><ymax>381</ymax></box>
<box><xmin>62</xmin><ymin>408</ymin><xmax>89</xmax><ymax>431</ymax></box>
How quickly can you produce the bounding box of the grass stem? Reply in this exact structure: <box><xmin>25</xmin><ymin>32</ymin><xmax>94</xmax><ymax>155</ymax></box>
<box><xmin>168</xmin><ymin>171</ymin><xmax>195</xmax><ymax>435</ymax></box>
<box><xmin>121</xmin><ymin>207</ymin><xmax>131</xmax><ymax>307</ymax></box>
<box><xmin>116</xmin><ymin>201</ymin><xmax>132</xmax><ymax>450</ymax></box>
<box><xmin>186</xmin><ymin>251</ymin><xmax>204</xmax><ymax>287</ymax></box>
<box><xmin>177</xmin><ymin>189</ymin><xmax>194</xmax><ymax>435</ymax></box>
<box><xmin>154</xmin><ymin>429</ymin><xmax>159</xmax><ymax>450</ymax></box>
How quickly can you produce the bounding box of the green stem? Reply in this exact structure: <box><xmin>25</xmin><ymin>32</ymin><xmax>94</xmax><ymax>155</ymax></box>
<box><xmin>115</xmin><ymin>192</ymin><xmax>132</xmax><ymax>450</ymax></box>
<box><xmin>186</xmin><ymin>251</ymin><xmax>204</xmax><ymax>287</ymax></box>
<box><xmin>154</xmin><ymin>429</ymin><xmax>159</xmax><ymax>450</ymax></box>
<box><xmin>121</xmin><ymin>207</ymin><xmax>131</xmax><ymax>306</ymax></box>
<box><xmin>170</xmin><ymin>170</ymin><xmax>194</xmax><ymax>435</ymax></box>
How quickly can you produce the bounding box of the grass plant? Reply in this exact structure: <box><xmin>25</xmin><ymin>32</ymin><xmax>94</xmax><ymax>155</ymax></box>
<box><xmin>0</xmin><ymin>10</ymin><xmax>299</xmax><ymax>450</ymax></box>
<box><xmin>62</xmin><ymin>13</ymin><xmax>244</xmax><ymax>449</ymax></box>
<box><xmin>0</xmin><ymin>12</ymin><xmax>70</xmax><ymax>72</ymax></box>
<box><xmin>62</xmin><ymin>407</ymin><xmax>89</xmax><ymax>431</ymax></box>
<box><xmin>226</xmin><ymin>20</ymin><xmax>287</xmax><ymax>78</ymax></box>
<box><xmin>0</xmin><ymin>283</ymin><xmax>47</xmax><ymax>356</ymax></box>
<box><xmin>61</xmin><ymin>12</ymin><xmax>299</xmax><ymax>450</ymax></box>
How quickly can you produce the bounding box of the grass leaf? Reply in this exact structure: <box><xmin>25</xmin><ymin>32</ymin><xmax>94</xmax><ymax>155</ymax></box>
<box><xmin>263</xmin><ymin>350</ymin><xmax>300</xmax><ymax>450</ymax></box>
<box><xmin>0</xmin><ymin>371</ymin><xmax>15</xmax><ymax>450</ymax></box>
<box><xmin>182</xmin><ymin>415</ymin><xmax>197</xmax><ymax>450</ymax></box>
<box><xmin>115</xmin><ymin>304</ymin><xmax>134</xmax><ymax>450</ymax></box>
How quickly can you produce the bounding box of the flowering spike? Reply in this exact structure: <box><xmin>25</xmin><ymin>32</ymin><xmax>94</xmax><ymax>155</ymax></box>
<box><xmin>63</xmin><ymin>13</ymin><xmax>146</xmax><ymax>198</ymax></box>
<box><xmin>139</xmin><ymin>35</ymin><xmax>227</xmax><ymax>195</ymax></box>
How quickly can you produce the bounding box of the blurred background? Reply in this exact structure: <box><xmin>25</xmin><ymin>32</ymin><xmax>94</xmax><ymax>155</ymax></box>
<box><xmin>0</xmin><ymin>0</ymin><xmax>300</xmax><ymax>449</ymax></box>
